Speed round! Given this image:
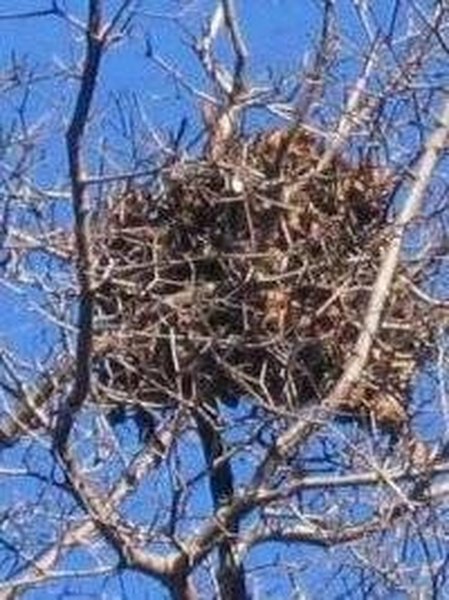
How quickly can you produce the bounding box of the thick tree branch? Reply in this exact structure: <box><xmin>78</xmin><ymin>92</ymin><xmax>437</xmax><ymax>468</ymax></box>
<box><xmin>195</xmin><ymin>402</ymin><xmax>247</xmax><ymax>600</ymax></box>
<box><xmin>55</xmin><ymin>0</ymin><xmax>104</xmax><ymax>451</ymax></box>
<box><xmin>0</xmin><ymin>354</ymin><xmax>72</xmax><ymax>446</ymax></box>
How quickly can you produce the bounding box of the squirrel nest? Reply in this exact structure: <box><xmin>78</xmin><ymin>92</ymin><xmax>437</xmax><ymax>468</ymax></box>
<box><xmin>91</xmin><ymin>127</ymin><xmax>434</xmax><ymax>431</ymax></box>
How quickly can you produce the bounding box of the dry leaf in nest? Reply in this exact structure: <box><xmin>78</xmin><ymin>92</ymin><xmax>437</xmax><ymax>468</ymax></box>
<box><xmin>338</xmin><ymin>381</ymin><xmax>408</xmax><ymax>429</ymax></box>
<box><xmin>253</xmin><ymin>128</ymin><xmax>321</xmax><ymax>176</ymax></box>
<box><xmin>261</xmin><ymin>287</ymin><xmax>292</xmax><ymax>335</ymax></box>
<box><xmin>374</xmin><ymin>393</ymin><xmax>407</xmax><ymax>428</ymax></box>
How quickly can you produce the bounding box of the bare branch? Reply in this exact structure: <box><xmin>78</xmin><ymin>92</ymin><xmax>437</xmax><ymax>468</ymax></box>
<box><xmin>54</xmin><ymin>0</ymin><xmax>105</xmax><ymax>451</ymax></box>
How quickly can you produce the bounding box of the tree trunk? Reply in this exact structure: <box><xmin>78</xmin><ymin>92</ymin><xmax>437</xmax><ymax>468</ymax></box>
<box><xmin>195</xmin><ymin>400</ymin><xmax>248</xmax><ymax>600</ymax></box>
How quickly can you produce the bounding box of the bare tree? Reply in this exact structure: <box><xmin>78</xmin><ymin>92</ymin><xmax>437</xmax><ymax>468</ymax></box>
<box><xmin>0</xmin><ymin>1</ymin><xmax>449</xmax><ymax>598</ymax></box>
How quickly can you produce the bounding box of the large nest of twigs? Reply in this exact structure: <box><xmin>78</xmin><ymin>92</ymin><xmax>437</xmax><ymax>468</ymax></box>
<box><xmin>92</xmin><ymin>127</ymin><xmax>434</xmax><ymax>430</ymax></box>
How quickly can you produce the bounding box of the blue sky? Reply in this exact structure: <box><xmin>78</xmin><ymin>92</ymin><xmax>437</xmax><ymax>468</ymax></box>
<box><xmin>1</xmin><ymin>1</ymin><xmax>448</xmax><ymax>598</ymax></box>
